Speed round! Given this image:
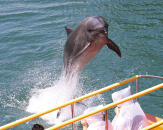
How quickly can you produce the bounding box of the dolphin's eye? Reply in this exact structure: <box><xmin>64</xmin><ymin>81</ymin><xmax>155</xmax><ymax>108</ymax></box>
<box><xmin>102</xmin><ymin>30</ymin><xmax>105</xmax><ymax>34</ymax></box>
<box><xmin>88</xmin><ymin>29</ymin><xmax>93</xmax><ymax>32</ymax></box>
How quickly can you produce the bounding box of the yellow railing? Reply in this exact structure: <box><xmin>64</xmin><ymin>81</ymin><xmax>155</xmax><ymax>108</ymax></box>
<box><xmin>142</xmin><ymin>120</ymin><xmax>163</xmax><ymax>130</ymax></box>
<box><xmin>0</xmin><ymin>75</ymin><xmax>162</xmax><ymax>130</ymax></box>
<box><xmin>0</xmin><ymin>75</ymin><xmax>138</xmax><ymax>130</ymax></box>
<box><xmin>45</xmin><ymin>83</ymin><xmax>163</xmax><ymax>130</ymax></box>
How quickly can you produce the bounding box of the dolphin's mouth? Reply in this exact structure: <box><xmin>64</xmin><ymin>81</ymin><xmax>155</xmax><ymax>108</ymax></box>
<box><xmin>106</xmin><ymin>37</ymin><xmax>121</xmax><ymax>58</ymax></box>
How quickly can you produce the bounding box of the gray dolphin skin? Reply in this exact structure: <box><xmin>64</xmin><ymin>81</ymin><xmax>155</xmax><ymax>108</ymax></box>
<box><xmin>63</xmin><ymin>16</ymin><xmax>121</xmax><ymax>76</ymax></box>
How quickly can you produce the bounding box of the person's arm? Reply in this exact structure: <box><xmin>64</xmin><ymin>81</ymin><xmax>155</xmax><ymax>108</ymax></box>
<box><xmin>81</xmin><ymin>119</ymin><xmax>87</xmax><ymax>130</ymax></box>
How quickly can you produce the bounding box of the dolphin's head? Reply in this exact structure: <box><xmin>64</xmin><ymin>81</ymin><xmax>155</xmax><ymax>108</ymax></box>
<box><xmin>85</xmin><ymin>16</ymin><xmax>121</xmax><ymax>57</ymax></box>
<box><xmin>86</xmin><ymin>16</ymin><xmax>108</xmax><ymax>37</ymax></box>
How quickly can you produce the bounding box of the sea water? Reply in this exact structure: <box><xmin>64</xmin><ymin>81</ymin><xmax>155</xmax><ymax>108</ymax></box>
<box><xmin>0</xmin><ymin>0</ymin><xmax>163</xmax><ymax>129</ymax></box>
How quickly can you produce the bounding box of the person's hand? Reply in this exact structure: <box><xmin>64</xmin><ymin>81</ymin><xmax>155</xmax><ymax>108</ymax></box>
<box><xmin>81</xmin><ymin>119</ymin><xmax>87</xmax><ymax>130</ymax></box>
<box><xmin>81</xmin><ymin>119</ymin><xmax>87</xmax><ymax>127</ymax></box>
<box><xmin>114</xmin><ymin>107</ymin><xmax>120</xmax><ymax>117</ymax></box>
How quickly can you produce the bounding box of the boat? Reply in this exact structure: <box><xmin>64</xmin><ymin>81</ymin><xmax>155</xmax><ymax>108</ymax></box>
<box><xmin>0</xmin><ymin>75</ymin><xmax>163</xmax><ymax>130</ymax></box>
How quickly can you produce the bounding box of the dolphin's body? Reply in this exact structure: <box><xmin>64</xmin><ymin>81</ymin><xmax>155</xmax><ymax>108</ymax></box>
<box><xmin>63</xmin><ymin>16</ymin><xmax>121</xmax><ymax>76</ymax></box>
<box><xmin>57</xmin><ymin>16</ymin><xmax>121</xmax><ymax>118</ymax></box>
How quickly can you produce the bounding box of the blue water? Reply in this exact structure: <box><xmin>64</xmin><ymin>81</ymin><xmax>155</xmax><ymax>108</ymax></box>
<box><xmin>0</xmin><ymin>0</ymin><xmax>163</xmax><ymax>129</ymax></box>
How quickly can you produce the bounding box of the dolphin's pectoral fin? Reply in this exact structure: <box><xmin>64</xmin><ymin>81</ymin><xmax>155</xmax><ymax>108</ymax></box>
<box><xmin>71</xmin><ymin>42</ymin><xmax>90</xmax><ymax>60</ymax></box>
<box><xmin>65</xmin><ymin>26</ymin><xmax>73</xmax><ymax>36</ymax></box>
<box><xmin>106</xmin><ymin>38</ymin><xmax>121</xmax><ymax>58</ymax></box>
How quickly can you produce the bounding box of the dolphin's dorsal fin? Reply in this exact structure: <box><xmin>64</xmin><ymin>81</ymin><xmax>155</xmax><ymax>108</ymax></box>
<box><xmin>65</xmin><ymin>26</ymin><xmax>73</xmax><ymax>36</ymax></box>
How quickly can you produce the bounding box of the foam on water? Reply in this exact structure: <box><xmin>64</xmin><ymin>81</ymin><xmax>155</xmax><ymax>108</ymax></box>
<box><xmin>26</xmin><ymin>72</ymin><xmax>102</xmax><ymax>125</ymax></box>
<box><xmin>27</xmin><ymin>73</ymin><xmax>75</xmax><ymax>124</ymax></box>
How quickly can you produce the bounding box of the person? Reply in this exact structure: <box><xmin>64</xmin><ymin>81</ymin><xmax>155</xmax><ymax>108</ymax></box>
<box><xmin>111</xmin><ymin>86</ymin><xmax>149</xmax><ymax>130</ymax></box>
<box><xmin>32</xmin><ymin>124</ymin><xmax>44</xmax><ymax>130</ymax></box>
<box><xmin>81</xmin><ymin>105</ymin><xmax>113</xmax><ymax>130</ymax></box>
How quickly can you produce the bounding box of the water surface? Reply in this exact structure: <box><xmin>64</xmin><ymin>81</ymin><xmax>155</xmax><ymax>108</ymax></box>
<box><xmin>0</xmin><ymin>0</ymin><xmax>163</xmax><ymax>129</ymax></box>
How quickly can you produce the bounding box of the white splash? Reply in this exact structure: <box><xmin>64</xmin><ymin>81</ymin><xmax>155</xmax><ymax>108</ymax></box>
<box><xmin>26</xmin><ymin>69</ymin><xmax>104</xmax><ymax>125</ymax></box>
<box><xmin>27</xmin><ymin>73</ymin><xmax>83</xmax><ymax>124</ymax></box>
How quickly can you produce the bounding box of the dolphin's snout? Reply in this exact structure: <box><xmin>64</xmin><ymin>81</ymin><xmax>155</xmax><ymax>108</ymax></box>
<box><xmin>106</xmin><ymin>38</ymin><xmax>121</xmax><ymax>58</ymax></box>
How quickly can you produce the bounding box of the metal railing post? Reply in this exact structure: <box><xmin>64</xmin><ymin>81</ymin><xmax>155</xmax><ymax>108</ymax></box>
<box><xmin>136</xmin><ymin>78</ymin><xmax>139</xmax><ymax>102</ymax></box>
<box><xmin>71</xmin><ymin>104</ymin><xmax>75</xmax><ymax>130</ymax></box>
<box><xmin>105</xmin><ymin>110</ymin><xmax>108</xmax><ymax>130</ymax></box>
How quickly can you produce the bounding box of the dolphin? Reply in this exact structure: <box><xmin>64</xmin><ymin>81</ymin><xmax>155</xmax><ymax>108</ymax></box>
<box><xmin>63</xmin><ymin>16</ymin><xmax>121</xmax><ymax>76</ymax></box>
